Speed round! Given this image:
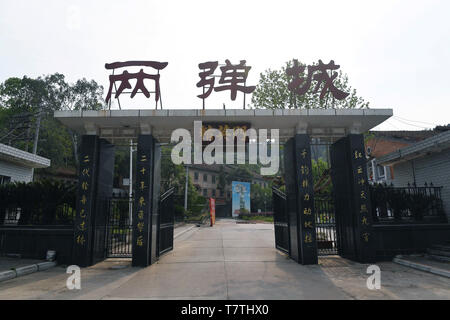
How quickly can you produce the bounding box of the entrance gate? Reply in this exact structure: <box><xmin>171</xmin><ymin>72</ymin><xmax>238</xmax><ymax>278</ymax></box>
<box><xmin>102</xmin><ymin>189</ymin><xmax>176</xmax><ymax>259</ymax></box>
<box><xmin>57</xmin><ymin>109</ymin><xmax>389</xmax><ymax>267</ymax></box>
<box><xmin>157</xmin><ymin>187</ymin><xmax>175</xmax><ymax>256</ymax></box>
<box><xmin>105</xmin><ymin>196</ymin><xmax>133</xmax><ymax>258</ymax></box>
<box><xmin>272</xmin><ymin>189</ymin><xmax>338</xmax><ymax>257</ymax></box>
<box><xmin>272</xmin><ymin>187</ymin><xmax>289</xmax><ymax>254</ymax></box>
<box><xmin>314</xmin><ymin>196</ymin><xmax>338</xmax><ymax>255</ymax></box>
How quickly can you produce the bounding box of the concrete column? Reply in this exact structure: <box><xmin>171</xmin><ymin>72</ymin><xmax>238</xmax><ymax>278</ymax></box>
<box><xmin>330</xmin><ymin>134</ymin><xmax>375</xmax><ymax>263</ymax></box>
<box><xmin>284</xmin><ymin>134</ymin><xmax>318</xmax><ymax>265</ymax></box>
<box><xmin>72</xmin><ymin>135</ymin><xmax>99</xmax><ymax>267</ymax></box>
<box><xmin>132</xmin><ymin>135</ymin><xmax>160</xmax><ymax>267</ymax></box>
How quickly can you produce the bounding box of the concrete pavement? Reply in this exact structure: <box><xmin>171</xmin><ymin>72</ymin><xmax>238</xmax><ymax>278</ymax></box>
<box><xmin>0</xmin><ymin>219</ymin><xmax>450</xmax><ymax>299</ymax></box>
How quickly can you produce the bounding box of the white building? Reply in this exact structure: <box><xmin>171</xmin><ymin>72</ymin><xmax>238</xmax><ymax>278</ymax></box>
<box><xmin>0</xmin><ymin>143</ymin><xmax>50</xmax><ymax>184</ymax></box>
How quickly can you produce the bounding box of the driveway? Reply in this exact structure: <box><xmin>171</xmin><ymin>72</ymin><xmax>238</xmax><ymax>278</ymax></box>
<box><xmin>0</xmin><ymin>219</ymin><xmax>449</xmax><ymax>299</ymax></box>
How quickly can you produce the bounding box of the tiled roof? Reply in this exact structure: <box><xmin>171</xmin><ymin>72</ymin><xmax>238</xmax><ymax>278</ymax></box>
<box><xmin>377</xmin><ymin>130</ymin><xmax>450</xmax><ymax>165</ymax></box>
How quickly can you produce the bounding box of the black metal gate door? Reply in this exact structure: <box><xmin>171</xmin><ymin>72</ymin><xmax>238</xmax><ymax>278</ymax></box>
<box><xmin>272</xmin><ymin>187</ymin><xmax>290</xmax><ymax>254</ymax></box>
<box><xmin>105</xmin><ymin>196</ymin><xmax>133</xmax><ymax>258</ymax></box>
<box><xmin>314</xmin><ymin>195</ymin><xmax>338</xmax><ymax>255</ymax></box>
<box><xmin>158</xmin><ymin>187</ymin><xmax>175</xmax><ymax>256</ymax></box>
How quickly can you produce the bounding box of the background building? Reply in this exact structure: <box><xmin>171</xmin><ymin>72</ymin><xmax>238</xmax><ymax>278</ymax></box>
<box><xmin>187</xmin><ymin>164</ymin><xmax>267</xmax><ymax>200</ymax></box>
<box><xmin>187</xmin><ymin>164</ymin><xmax>269</xmax><ymax>217</ymax></box>
<box><xmin>376</xmin><ymin>130</ymin><xmax>450</xmax><ymax>221</ymax></box>
<box><xmin>0</xmin><ymin>142</ymin><xmax>50</xmax><ymax>184</ymax></box>
<box><xmin>365</xmin><ymin>126</ymin><xmax>449</xmax><ymax>184</ymax></box>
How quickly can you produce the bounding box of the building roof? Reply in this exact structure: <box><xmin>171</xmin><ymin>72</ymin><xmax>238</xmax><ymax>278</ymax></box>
<box><xmin>376</xmin><ymin>130</ymin><xmax>450</xmax><ymax>166</ymax></box>
<box><xmin>369</xmin><ymin>130</ymin><xmax>440</xmax><ymax>143</ymax></box>
<box><xmin>54</xmin><ymin>108</ymin><xmax>393</xmax><ymax>143</ymax></box>
<box><xmin>0</xmin><ymin>143</ymin><xmax>51</xmax><ymax>168</ymax></box>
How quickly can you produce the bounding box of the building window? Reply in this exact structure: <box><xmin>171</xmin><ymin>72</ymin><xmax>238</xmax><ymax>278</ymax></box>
<box><xmin>203</xmin><ymin>189</ymin><xmax>208</xmax><ymax>197</ymax></box>
<box><xmin>203</xmin><ymin>174</ymin><xmax>208</xmax><ymax>182</ymax></box>
<box><xmin>194</xmin><ymin>172</ymin><xmax>199</xmax><ymax>181</ymax></box>
<box><xmin>377</xmin><ymin>165</ymin><xmax>385</xmax><ymax>179</ymax></box>
<box><xmin>0</xmin><ymin>175</ymin><xmax>11</xmax><ymax>185</ymax></box>
<box><xmin>212</xmin><ymin>189</ymin><xmax>216</xmax><ymax>197</ymax></box>
<box><xmin>212</xmin><ymin>175</ymin><xmax>216</xmax><ymax>184</ymax></box>
<box><xmin>220</xmin><ymin>189</ymin><xmax>224</xmax><ymax>197</ymax></box>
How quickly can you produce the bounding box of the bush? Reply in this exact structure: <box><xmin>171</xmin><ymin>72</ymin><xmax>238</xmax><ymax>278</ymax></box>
<box><xmin>0</xmin><ymin>179</ymin><xmax>76</xmax><ymax>225</ymax></box>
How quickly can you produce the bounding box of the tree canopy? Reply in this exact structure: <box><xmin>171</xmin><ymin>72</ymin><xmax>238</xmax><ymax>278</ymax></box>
<box><xmin>0</xmin><ymin>73</ymin><xmax>105</xmax><ymax>169</ymax></box>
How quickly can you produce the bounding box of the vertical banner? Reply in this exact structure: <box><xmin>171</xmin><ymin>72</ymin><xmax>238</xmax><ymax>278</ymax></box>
<box><xmin>348</xmin><ymin>134</ymin><xmax>375</xmax><ymax>263</ymax></box>
<box><xmin>132</xmin><ymin>135</ymin><xmax>154</xmax><ymax>267</ymax></box>
<box><xmin>232</xmin><ymin>181</ymin><xmax>251</xmax><ymax>218</ymax></box>
<box><xmin>209</xmin><ymin>198</ymin><xmax>216</xmax><ymax>227</ymax></box>
<box><xmin>73</xmin><ymin>135</ymin><xmax>99</xmax><ymax>267</ymax></box>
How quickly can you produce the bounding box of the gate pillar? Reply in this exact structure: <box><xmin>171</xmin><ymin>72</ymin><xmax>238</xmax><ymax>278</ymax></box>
<box><xmin>330</xmin><ymin>134</ymin><xmax>375</xmax><ymax>263</ymax></box>
<box><xmin>132</xmin><ymin>135</ymin><xmax>161</xmax><ymax>267</ymax></box>
<box><xmin>72</xmin><ymin>136</ymin><xmax>115</xmax><ymax>267</ymax></box>
<box><xmin>73</xmin><ymin>135</ymin><xmax>99</xmax><ymax>267</ymax></box>
<box><xmin>284</xmin><ymin>134</ymin><xmax>318</xmax><ymax>265</ymax></box>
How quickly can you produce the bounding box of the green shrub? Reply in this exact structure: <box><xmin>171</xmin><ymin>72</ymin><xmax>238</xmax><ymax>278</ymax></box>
<box><xmin>0</xmin><ymin>179</ymin><xmax>76</xmax><ymax>225</ymax></box>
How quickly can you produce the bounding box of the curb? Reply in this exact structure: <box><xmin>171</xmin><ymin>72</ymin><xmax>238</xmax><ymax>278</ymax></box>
<box><xmin>174</xmin><ymin>225</ymin><xmax>196</xmax><ymax>239</ymax></box>
<box><xmin>393</xmin><ymin>256</ymin><xmax>450</xmax><ymax>279</ymax></box>
<box><xmin>0</xmin><ymin>261</ymin><xmax>57</xmax><ymax>283</ymax></box>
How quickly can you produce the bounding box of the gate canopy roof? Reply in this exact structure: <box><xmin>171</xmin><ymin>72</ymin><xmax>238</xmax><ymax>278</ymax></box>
<box><xmin>54</xmin><ymin>109</ymin><xmax>392</xmax><ymax>143</ymax></box>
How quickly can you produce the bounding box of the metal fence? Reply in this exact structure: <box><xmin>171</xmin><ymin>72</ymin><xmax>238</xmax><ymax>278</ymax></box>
<box><xmin>1</xmin><ymin>203</ymin><xmax>75</xmax><ymax>226</ymax></box>
<box><xmin>158</xmin><ymin>187</ymin><xmax>175</xmax><ymax>256</ymax></box>
<box><xmin>314</xmin><ymin>196</ymin><xmax>338</xmax><ymax>255</ymax></box>
<box><xmin>370</xmin><ymin>183</ymin><xmax>447</xmax><ymax>223</ymax></box>
<box><xmin>105</xmin><ymin>196</ymin><xmax>133</xmax><ymax>258</ymax></box>
<box><xmin>272</xmin><ymin>187</ymin><xmax>289</xmax><ymax>254</ymax></box>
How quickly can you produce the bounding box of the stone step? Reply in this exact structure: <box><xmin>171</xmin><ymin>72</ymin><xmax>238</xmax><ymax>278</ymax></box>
<box><xmin>394</xmin><ymin>255</ymin><xmax>450</xmax><ymax>278</ymax></box>
<box><xmin>427</xmin><ymin>254</ymin><xmax>450</xmax><ymax>263</ymax></box>
<box><xmin>430</xmin><ymin>244</ymin><xmax>450</xmax><ymax>252</ymax></box>
<box><xmin>427</xmin><ymin>248</ymin><xmax>450</xmax><ymax>257</ymax></box>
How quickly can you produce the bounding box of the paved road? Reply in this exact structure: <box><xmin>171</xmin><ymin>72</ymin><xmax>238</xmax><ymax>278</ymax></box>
<box><xmin>0</xmin><ymin>219</ymin><xmax>449</xmax><ymax>299</ymax></box>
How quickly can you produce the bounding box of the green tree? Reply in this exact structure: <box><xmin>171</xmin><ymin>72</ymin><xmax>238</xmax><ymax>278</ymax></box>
<box><xmin>312</xmin><ymin>158</ymin><xmax>333</xmax><ymax>195</ymax></box>
<box><xmin>250</xmin><ymin>183</ymin><xmax>272</xmax><ymax>213</ymax></box>
<box><xmin>225</xmin><ymin>165</ymin><xmax>254</xmax><ymax>184</ymax></box>
<box><xmin>160</xmin><ymin>146</ymin><xmax>207</xmax><ymax>216</ymax></box>
<box><xmin>251</xmin><ymin>60</ymin><xmax>369</xmax><ymax>110</ymax></box>
<box><xmin>0</xmin><ymin>74</ymin><xmax>105</xmax><ymax>169</ymax></box>
<box><xmin>217</xmin><ymin>166</ymin><xmax>226</xmax><ymax>195</ymax></box>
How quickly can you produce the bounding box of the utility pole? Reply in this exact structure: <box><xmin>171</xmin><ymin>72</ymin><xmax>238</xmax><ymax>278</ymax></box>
<box><xmin>184</xmin><ymin>165</ymin><xmax>189</xmax><ymax>213</ymax></box>
<box><xmin>31</xmin><ymin>108</ymin><xmax>42</xmax><ymax>181</ymax></box>
<box><xmin>32</xmin><ymin>109</ymin><xmax>42</xmax><ymax>155</ymax></box>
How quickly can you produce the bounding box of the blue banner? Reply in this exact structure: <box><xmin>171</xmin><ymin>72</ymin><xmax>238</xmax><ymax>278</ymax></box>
<box><xmin>232</xmin><ymin>181</ymin><xmax>251</xmax><ymax>217</ymax></box>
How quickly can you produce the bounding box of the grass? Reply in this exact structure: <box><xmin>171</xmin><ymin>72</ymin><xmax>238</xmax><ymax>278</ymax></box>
<box><xmin>239</xmin><ymin>215</ymin><xmax>274</xmax><ymax>223</ymax></box>
<box><xmin>185</xmin><ymin>212</ymin><xmax>209</xmax><ymax>223</ymax></box>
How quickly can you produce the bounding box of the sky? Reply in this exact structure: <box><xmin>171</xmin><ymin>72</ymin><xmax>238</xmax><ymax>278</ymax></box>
<box><xmin>0</xmin><ymin>0</ymin><xmax>449</xmax><ymax>131</ymax></box>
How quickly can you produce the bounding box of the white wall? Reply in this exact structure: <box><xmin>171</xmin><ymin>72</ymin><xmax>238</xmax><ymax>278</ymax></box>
<box><xmin>0</xmin><ymin>160</ymin><xmax>33</xmax><ymax>183</ymax></box>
